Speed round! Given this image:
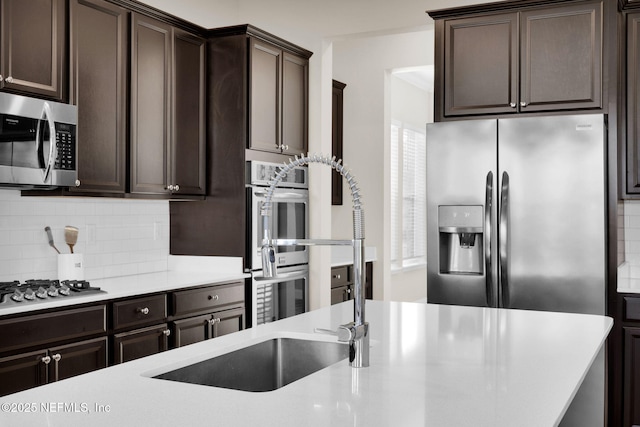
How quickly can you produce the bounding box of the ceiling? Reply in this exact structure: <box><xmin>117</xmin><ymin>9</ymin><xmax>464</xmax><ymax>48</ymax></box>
<box><xmin>140</xmin><ymin>0</ymin><xmax>503</xmax><ymax>39</ymax></box>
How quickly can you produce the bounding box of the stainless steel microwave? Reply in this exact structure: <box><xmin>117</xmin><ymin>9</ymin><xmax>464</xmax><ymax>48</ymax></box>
<box><xmin>0</xmin><ymin>92</ymin><xmax>77</xmax><ymax>189</ymax></box>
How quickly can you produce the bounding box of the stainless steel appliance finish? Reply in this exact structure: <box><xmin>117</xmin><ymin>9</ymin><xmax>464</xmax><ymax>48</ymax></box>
<box><xmin>427</xmin><ymin>114</ymin><xmax>606</xmax><ymax>315</ymax></box>
<box><xmin>0</xmin><ymin>92</ymin><xmax>78</xmax><ymax>189</ymax></box>
<box><xmin>426</xmin><ymin>114</ymin><xmax>607</xmax><ymax>427</ymax></box>
<box><xmin>251</xmin><ymin>265</ymin><xmax>308</xmax><ymax>325</ymax></box>
<box><xmin>0</xmin><ymin>279</ymin><xmax>104</xmax><ymax>308</ymax></box>
<box><xmin>248</xmin><ymin>161</ymin><xmax>309</xmax><ymax>271</ymax></box>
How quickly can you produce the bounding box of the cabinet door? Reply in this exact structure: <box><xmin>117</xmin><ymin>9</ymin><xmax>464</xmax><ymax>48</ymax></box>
<box><xmin>113</xmin><ymin>324</ymin><xmax>169</xmax><ymax>364</ymax></box>
<box><xmin>130</xmin><ymin>13</ymin><xmax>171</xmax><ymax>195</ymax></box>
<box><xmin>212</xmin><ymin>307</ymin><xmax>245</xmax><ymax>338</ymax></box>
<box><xmin>442</xmin><ymin>12</ymin><xmax>518</xmax><ymax>117</ymax></box>
<box><xmin>0</xmin><ymin>350</ymin><xmax>48</xmax><ymax>396</ymax></box>
<box><xmin>70</xmin><ymin>0</ymin><xmax>128</xmax><ymax>194</ymax></box>
<box><xmin>171</xmin><ymin>28</ymin><xmax>206</xmax><ymax>195</ymax></box>
<box><xmin>519</xmin><ymin>1</ymin><xmax>602</xmax><ymax>112</ymax></box>
<box><xmin>281</xmin><ymin>52</ymin><xmax>308</xmax><ymax>155</ymax></box>
<box><xmin>0</xmin><ymin>0</ymin><xmax>66</xmax><ymax>100</ymax></box>
<box><xmin>331</xmin><ymin>286</ymin><xmax>351</xmax><ymax>305</ymax></box>
<box><xmin>628</xmin><ymin>12</ymin><xmax>640</xmax><ymax>195</ymax></box>
<box><xmin>172</xmin><ymin>314</ymin><xmax>210</xmax><ymax>348</ymax></box>
<box><xmin>249</xmin><ymin>38</ymin><xmax>281</xmax><ymax>153</ymax></box>
<box><xmin>624</xmin><ymin>327</ymin><xmax>640</xmax><ymax>427</ymax></box>
<box><xmin>49</xmin><ymin>337</ymin><xmax>107</xmax><ymax>381</ymax></box>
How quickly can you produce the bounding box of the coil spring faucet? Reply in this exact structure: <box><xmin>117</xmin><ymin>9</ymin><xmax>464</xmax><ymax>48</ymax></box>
<box><xmin>260</xmin><ymin>153</ymin><xmax>369</xmax><ymax>368</ymax></box>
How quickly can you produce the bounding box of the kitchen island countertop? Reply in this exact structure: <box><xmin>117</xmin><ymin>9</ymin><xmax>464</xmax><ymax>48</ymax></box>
<box><xmin>0</xmin><ymin>300</ymin><xmax>612</xmax><ymax>427</ymax></box>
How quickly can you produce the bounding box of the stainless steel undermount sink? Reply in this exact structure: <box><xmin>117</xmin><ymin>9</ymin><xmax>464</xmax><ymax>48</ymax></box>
<box><xmin>153</xmin><ymin>337</ymin><xmax>349</xmax><ymax>392</ymax></box>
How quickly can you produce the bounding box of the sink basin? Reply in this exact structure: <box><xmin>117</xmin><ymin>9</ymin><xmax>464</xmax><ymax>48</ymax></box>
<box><xmin>153</xmin><ymin>337</ymin><xmax>349</xmax><ymax>392</ymax></box>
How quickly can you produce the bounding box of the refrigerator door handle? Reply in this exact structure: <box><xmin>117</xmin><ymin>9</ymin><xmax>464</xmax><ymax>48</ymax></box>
<box><xmin>499</xmin><ymin>171</ymin><xmax>510</xmax><ymax>308</ymax></box>
<box><xmin>484</xmin><ymin>171</ymin><xmax>494</xmax><ymax>307</ymax></box>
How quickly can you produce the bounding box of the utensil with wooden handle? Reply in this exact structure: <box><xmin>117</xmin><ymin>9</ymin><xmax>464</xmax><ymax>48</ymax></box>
<box><xmin>44</xmin><ymin>226</ymin><xmax>61</xmax><ymax>254</ymax></box>
<box><xmin>64</xmin><ymin>226</ymin><xmax>79</xmax><ymax>254</ymax></box>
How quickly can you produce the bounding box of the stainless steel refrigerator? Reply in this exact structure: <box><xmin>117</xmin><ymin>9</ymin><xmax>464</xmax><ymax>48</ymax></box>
<box><xmin>426</xmin><ymin>114</ymin><xmax>607</xmax><ymax>426</ymax></box>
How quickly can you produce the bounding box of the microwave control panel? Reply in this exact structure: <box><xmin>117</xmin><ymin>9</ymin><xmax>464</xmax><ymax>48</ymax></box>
<box><xmin>54</xmin><ymin>123</ymin><xmax>76</xmax><ymax>171</ymax></box>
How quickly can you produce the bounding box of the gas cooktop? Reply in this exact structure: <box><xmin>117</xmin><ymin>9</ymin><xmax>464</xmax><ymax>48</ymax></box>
<box><xmin>0</xmin><ymin>279</ymin><xmax>105</xmax><ymax>307</ymax></box>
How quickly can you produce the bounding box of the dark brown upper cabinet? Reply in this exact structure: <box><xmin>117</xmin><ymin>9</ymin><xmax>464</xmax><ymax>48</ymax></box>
<box><xmin>627</xmin><ymin>11</ymin><xmax>640</xmax><ymax>195</ymax></box>
<box><xmin>249</xmin><ymin>36</ymin><xmax>309</xmax><ymax>155</ymax></box>
<box><xmin>70</xmin><ymin>0</ymin><xmax>128</xmax><ymax>194</ymax></box>
<box><xmin>432</xmin><ymin>0</ymin><xmax>603</xmax><ymax>120</ymax></box>
<box><xmin>0</xmin><ymin>0</ymin><xmax>67</xmax><ymax>101</ymax></box>
<box><xmin>130</xmin><ymin>13</ymin><xmax>205</xmax><ymax>197</ymax></box>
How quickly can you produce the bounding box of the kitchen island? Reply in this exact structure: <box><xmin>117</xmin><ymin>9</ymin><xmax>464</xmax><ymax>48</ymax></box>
<box><xmin>0</xmin><ymin>300</ymin><xmax>611</xmax><ymax>427</ymax></box>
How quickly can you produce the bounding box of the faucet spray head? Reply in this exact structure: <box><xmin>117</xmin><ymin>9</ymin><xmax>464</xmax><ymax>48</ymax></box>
<box><xmin>261</xmin><ymin>243</ymin><xmax>277</xmax><ymax>278</ymax></box>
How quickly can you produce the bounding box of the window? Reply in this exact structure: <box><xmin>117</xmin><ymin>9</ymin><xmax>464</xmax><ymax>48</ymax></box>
<box><xmin>391</xmin><ymin>120</ymin><xmax>426</xmax><ymax>270</ymax></box>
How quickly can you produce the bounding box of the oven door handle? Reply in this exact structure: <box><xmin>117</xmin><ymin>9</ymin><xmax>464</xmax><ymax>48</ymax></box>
<box><xmin>253</xmin><ymin>189</ymin><xmax>308</xmax><ymax>199</ymax></box>
<box><xmin>254</xmin><ymin>270</ymin><xmax>308</xmax><ymax>284</ymax></box>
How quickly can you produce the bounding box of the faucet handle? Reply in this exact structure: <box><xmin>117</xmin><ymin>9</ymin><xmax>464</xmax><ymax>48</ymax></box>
<box><xmin>314</xmin><ymin>325</ymin><xmax>354</xmax><ymax>342</ymax></box>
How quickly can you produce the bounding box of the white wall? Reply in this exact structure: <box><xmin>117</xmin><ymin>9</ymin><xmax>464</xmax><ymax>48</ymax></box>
<box><xmin>332</xmin><ymin>29</ymin><xmax>433</xmax><ymax>301</ymax></box>
<box><xmin>0</xmin><ymin>190</ymin><xmax>169</xmax><ymax>282</ymax></box>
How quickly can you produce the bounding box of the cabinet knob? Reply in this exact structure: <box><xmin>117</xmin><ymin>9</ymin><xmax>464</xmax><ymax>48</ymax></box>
<box><xmin>5</xmin><ymin>76</ymin><xmax>13</xmax><ymax>84</ymax></box>
<box><xmin>162</xmin><ymin>329</ymin><xmax>171</xmax><ymax>337</ymax></box>
<box><xmin>137</xmin><ymin>307</ymin><xmax>150</xmax><ymax>315</ymax></box>
<box><xmin>75</xmin><ymin>179</ymin><xmax>81</xmax><ymax>187</ymax></box>
<box><xmin>174</xmin><ymin>184</ymin><xmax>179</xmax><ymax>192</ymax></box>
<box><xmin>207</xmin><ymin>295</ymin><xmax>219</xmax><ymax>301</ymax></box>
<box><xmin>0</xmin><ymin>75</ymin><xmax>3</xmax><ymax>82</ymax></box>
<box><xmin>520</xmin><ymin>101</ymin><xmax>528</xmax><ymax>107</ymax></box>
<box><xmin>52</xmin><ymin>353</ymin><xmax>61</xmax><ymax>362</ymax></box>
<box><xmin>509</xmin><ymin>102</ymin><xmax>516</xmax><ymax>108</ymax></box>
<box><xmin>167</xmin><ymin>184</ymin><xmax>175</xmax><ymax>191</ymax></box>
<box><xmin>333</xmin><ymin>274</ymin><xmax>341</xmax><ymax>280</ymax></box>
<box><xmin>41</xmin><ymin>355</ymin><xmax>51</xmax><ymax>364</ymax></box>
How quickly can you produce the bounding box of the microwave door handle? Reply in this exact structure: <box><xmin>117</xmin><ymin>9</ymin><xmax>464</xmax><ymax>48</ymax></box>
<box><xmin>40</xmin><ymin>102</ymin><xmax>57</xmax><ymax>183</ymax></box>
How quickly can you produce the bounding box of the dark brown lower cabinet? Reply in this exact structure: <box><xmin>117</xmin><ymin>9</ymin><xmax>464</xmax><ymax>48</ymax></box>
<box><xmin>330</xmin><ymin>262</ymin><xmax>374</xmax><ymax>305</ymax></box>
<box><xmin>624</xmin><ymin>327</ymin><xmax>640</xmax><ymax>427</ymax></box>
<box><xmin>0</xmin><ymin>337</ymin><xmax>107</xmax><ymax>397</ymax></box>
<box><xmin>113</xmin><ymin>324</ymin><xmax>170</xmax><ymax>364</ymax></box>
<box><xmin>172</xmin><ymin>307</ymin><xmax>245</xmax><ymax>348</ymax></box>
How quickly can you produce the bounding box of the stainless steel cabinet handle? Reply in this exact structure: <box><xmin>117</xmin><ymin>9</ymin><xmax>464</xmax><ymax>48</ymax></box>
<box><xmin>499</xmin><ymin>171</ymin><xmax>510</xmax><ymax>308</ymax></box>
<box><xmin>484</xmin><ymin>171</ymin><xmax>494</xmax><ymax>307</ymax></box>
<box><xmin>52</xmin><ymin>353</ymin><xmax>61</xmax><ymax>362</ymax></box>
<box><xmin>167</xmin><ymin>184</ymin><xmax>174</xmax><ymax>191</ymax></box>
<box><xmin>41</xmin><ymin>356</ymin><xmax>51</xmax><ymax>364</ymax></box>
<box><xmin>520</xmin><ymin>101</ymin><xmax>528</xmax><ymax>107</ymax></box>
<box><xmin>509</xmin><ymin>102</ymin><xmax>516</xmax><ymax>108</ymax></box>
<box><xmin>162</xmin><ymin>329</ymin><xmax>171</xmax><ymax>337</ymax></box>
<box><xmin>5</xmin><ymin>76</ymin><xmax>13</xmax><ymax>83</ymax></box>
<box><xmin>75</xmin><ymin>179</ymin><xmax>81</xmax><ymax>187</ymax></box>
<box><xmin>174</xmin><ymin>184</ymin><xmax>179</xmax><ymax>191</ymax></box>
<box><xmin>137</xmin><ymin>307</ymin><xmax>150</xmax><ymax>315</ymax></box>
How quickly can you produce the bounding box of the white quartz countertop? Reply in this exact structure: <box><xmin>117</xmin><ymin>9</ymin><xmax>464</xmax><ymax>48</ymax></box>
<box><xmin>0</xmin><ymin>301</ymin><xmax>612</xmax><ymax>427</ymax></box>
<box><xmin>0</xmin><ymin>256</ymin><xmax>249</xmax><ymax>317</ymax></box>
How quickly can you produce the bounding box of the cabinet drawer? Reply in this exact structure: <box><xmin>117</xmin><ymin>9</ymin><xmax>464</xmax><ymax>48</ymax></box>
<box><xmin>113</xmin><ymin>294</ymin><xmax>167</xmax><ymax>331</ymax></box>
<box><xmin>172</xmin><ymin>282</ymin><xmax>244</xmax><ymax>317</ymax></box>
<box><xmin>624</xmin><ymin>297</ymin><xmax>640</xmax><ymax>322</ymax></box>
<box><xmin>0</xmin><ymin>305</ymin><xmax>107</xmax><ymax>354</ymax></box>
<box><xmin>331</xmin><ymin>266</ymin><xmax>349</xmax><ymax>288</ymax></box>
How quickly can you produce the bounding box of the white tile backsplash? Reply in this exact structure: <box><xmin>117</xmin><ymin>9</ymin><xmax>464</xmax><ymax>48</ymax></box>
<box><xmin>0</xmin><ymin>189</ymin><xmax>169</xmax><ymax>282</ymax></box>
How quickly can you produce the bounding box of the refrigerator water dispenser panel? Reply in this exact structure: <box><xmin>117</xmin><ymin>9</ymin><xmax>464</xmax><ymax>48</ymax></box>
<box><xmin>438</xmin><ymin>205</ymin><xmax>483</xmax><ymax>275</ymax></box>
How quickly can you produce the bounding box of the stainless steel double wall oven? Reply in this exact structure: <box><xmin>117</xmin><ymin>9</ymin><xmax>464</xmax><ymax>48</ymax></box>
<box><xmin>246</xmin><ymin>161</ymin><xmax>309</xmax><ymax>326</ymax></box>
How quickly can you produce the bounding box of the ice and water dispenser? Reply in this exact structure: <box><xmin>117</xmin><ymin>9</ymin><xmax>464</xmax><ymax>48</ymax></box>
<box><xmin>438</xmin><ymin>205</ymin><xmax>483</xmax><ymax>275</ymax></box>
